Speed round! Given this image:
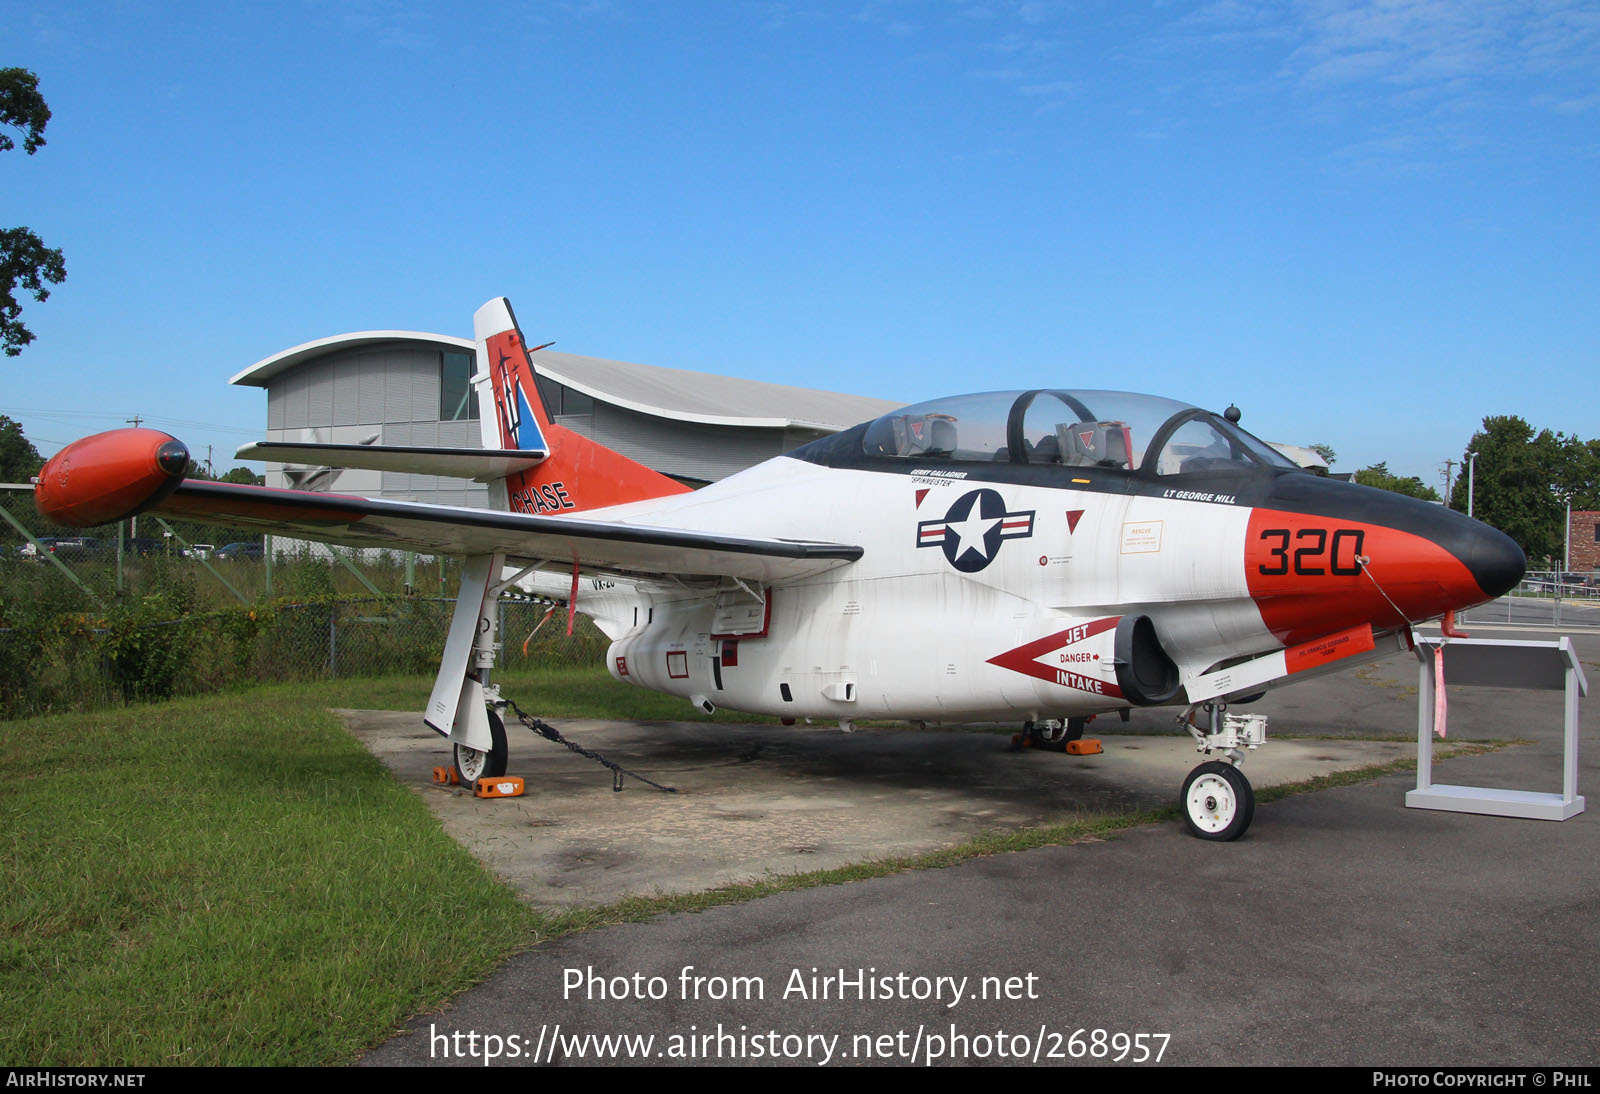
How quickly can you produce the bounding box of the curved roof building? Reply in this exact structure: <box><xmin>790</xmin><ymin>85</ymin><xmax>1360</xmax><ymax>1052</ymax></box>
<box><xmin>232</xmin><ymin>332</ymin><xmax>903</xmax><ymax>504</ymax></box>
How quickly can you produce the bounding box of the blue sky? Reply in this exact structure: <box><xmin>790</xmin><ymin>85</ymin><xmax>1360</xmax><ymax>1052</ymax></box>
<box><xmin>3</xmin><ymin>0</ymin><xmax>1596</xmax><ymax>489</ymax></box>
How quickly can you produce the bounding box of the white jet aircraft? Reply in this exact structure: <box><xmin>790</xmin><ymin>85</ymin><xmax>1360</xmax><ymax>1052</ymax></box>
<box><xmin>34</xmin><ymin>298</ymin><xmax>1525</xmax><ymax>839</ymax></box>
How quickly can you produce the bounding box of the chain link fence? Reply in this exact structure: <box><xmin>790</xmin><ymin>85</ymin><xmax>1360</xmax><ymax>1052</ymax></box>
<box><xmin>1</xmin><ymin>494</ymin><xmax>609</xmax><ymax>717</ymax></box>
<box><xmin>0</xmin><ymin>596</ymin><xmax>610</xmax><ymax>718</ymax></box>
<box><xmin>1457</xmin><ymin>571</ymin><xmax>1600</xmax><ymax>629</ymax></box>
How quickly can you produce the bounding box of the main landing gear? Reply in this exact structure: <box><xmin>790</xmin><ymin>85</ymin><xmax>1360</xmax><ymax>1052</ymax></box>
<box><xmin>1178</xmin><ymin>703</ymin><xmax>1267</xmax><ymax>841</ymax></box>
<box><xmin>1018</xmin><ymin>716</ymin><xmax>1089</xmax><ymax>751</ymax></box>
<box><xmin>1015</xmin><ymin>711</ymin><xmax>1126</xmax><ymax>755</ymax></box>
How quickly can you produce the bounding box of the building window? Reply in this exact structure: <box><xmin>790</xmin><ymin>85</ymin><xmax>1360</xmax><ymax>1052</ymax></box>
<box><xmin>440</xmin><ymin>351</ymin><xmax>477</xmax><ymax>421</ymax></box>
<box><xmin>536</xmin><ymin>375</ymin><xmax>563</xmax><ymax>416</ymax></box>
<box><xmin>532</xmin><ymin>376</ymin><xmax>594</xmax><ymax>418</ymax></box>
<box><xmin>563</xmin><ymin>387</ymin><xmax>593</xmax><ymax>416</ymax></box>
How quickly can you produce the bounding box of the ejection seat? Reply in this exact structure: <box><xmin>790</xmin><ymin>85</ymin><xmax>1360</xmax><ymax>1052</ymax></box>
<box><xmin>862</xmin><ymin>413</ymin><xmax>958</xmax><ymax>458</ymax></box>
<box><xmin>1059</xmin><ymin>421</ymin><xmax>1132</xmax><ymax>469</ymax></box>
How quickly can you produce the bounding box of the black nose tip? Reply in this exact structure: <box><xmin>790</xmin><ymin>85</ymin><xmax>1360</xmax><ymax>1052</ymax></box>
<box><xmin>1462</xmin><ymin>523</ymin><xmax>1525</xmax><ymax>599</ymax></box>
<box><xmin>155</xmin><ymin>440</ymin><xmax>189</xmax><ymax>477</ymax></box>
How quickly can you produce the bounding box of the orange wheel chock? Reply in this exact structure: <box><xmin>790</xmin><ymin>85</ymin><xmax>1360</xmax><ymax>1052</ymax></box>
<box><xmin>474</xmin><ymin>776</ymin><xmax>526</xmax><ymax>799</ymax></box>
<box><xmin>1066</xmin><ymin>739</ymin><xmax>1103</xmax><ymax>756</ymax></box>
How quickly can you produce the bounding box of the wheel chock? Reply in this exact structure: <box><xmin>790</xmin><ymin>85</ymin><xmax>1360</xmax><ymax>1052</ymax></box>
<box><xmin>474</xmin><ymin>775</ymin><xmax>525</xmax><ymax>799</ymax></box>
<box><xmin>1066</xmin><ymin>738</ymin><xmax>1102</xmax><ymax>756</ymax></box>
<box><xmin>432</xmin><ymin>766</ymin><xmax>460</xmax><ymax>785</ymax></box>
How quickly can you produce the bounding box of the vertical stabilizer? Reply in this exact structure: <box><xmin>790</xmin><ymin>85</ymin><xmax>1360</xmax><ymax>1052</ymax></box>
<box><xmin>473</xmin><ymin>297</ymin><xmax>692</xmax><ymax>514</ymax></box>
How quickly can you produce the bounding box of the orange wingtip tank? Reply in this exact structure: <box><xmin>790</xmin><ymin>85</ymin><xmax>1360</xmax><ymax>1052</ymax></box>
<box><xmin>473</xmin><ymin>776</ymin><xmax>525</xmax><ymax>799</ymax></box>
<box><xmin>34</xmin><ymin>429</ymin><xmax>190</xmax><ymax>527</ymax></box>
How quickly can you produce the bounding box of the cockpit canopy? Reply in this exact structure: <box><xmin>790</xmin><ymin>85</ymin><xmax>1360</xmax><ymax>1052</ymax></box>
<box><xmin>859</xmin><ymin>390</ymin><xmax>1299</xmax><ymax>476</ymax></box>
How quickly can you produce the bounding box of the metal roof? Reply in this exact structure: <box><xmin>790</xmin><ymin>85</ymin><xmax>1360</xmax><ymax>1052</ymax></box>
<box><xmin>232</xmin><ymin>331</ymin><xmax>902</xmax><ymax>433</ymax></box>
<box><xmin>229</xmin><ymin>331</ymin><xmax>473</xmax><ymax>386</ymax></box>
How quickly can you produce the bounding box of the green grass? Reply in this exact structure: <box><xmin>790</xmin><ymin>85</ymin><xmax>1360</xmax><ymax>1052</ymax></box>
<box><xmin>0</xmin><ymin>690</ymin><xmax>533</xmax><ymax>1066</ymax></box>
<box><xmin>0</xmin><ymin>669</ymin><xmax>789</xmax><ymax>1066</ymax></box>
<box><xmin>0</xmin><ymin>671</ymin><xmax>1507</xmax><ymax>1065</ymax></box>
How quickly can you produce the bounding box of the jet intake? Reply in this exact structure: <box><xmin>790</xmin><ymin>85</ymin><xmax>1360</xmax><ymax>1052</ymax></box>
<box><xmin>1113</xmin><ymin>615</ymin><xmax>1181</xmax><ymax>705</ymax></box>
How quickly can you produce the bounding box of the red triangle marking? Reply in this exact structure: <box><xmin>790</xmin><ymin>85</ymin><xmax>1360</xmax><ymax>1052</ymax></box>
<box><xmin>1066</xmin><ymin>509</ymin><xmax>1084</xmax><ymax>533</ymax></box>
<box><xmin>915</xmin><ymin>488</ymin><xmax>930</xmax><ymax>508</ymax></box>
<box><xmin>985</xmin><ymin>617</ymin><xmax>1124</xmax><ymax>697</ymax></box>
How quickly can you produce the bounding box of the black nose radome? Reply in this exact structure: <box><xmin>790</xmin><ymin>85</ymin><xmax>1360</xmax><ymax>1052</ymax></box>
<box><xmin>155</xmin><ymin>440</ymin><xmax>190</xmax><ymax>477</ymax></box>
<box><xmin>1459</xmin><ymin>523</ymin><xmax>1525</xmax><ymax>600</ymax></box>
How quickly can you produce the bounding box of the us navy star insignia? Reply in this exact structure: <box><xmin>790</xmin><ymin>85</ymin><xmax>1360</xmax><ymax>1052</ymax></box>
<box><xmin>915</xmin><ymin>488</ymin><xmax>1035</xmax><ymax>572</ymax></box>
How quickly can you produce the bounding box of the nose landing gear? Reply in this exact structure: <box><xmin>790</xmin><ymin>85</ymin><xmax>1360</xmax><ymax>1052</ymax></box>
<box><xmin>1178</xmin><ymin>702</ymin><xmax>1267</xmax><ymax>841</ymax></box>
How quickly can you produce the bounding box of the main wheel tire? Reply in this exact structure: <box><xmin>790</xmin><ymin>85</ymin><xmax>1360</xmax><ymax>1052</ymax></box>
<box><xmin>453</xmin><ymin>709</ymin><xmax>508</xmax><ymax>785</ymax></box>
<box><xmin>1180</xmin><ymin>761</ymin><xmax>1254</xmax><ymax>841</ymax></box>
<box><xmin>1022</xmin><ymin>720</ymin><xmax>1070</xmax><ymax>752</ymax></box>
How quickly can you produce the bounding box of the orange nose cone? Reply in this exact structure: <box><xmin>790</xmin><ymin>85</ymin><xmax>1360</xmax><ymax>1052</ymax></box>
<box><xmin>34</xmin><ymin>430</ymin><xmax>189</xmax><ymax>527</ymax></box>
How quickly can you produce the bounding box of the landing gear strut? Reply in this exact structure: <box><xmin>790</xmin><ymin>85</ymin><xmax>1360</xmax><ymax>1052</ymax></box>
<box><xmin>1177</xmin><ymin>702</ymin><xmax>1266</xmax><ymax>841</ymax></box>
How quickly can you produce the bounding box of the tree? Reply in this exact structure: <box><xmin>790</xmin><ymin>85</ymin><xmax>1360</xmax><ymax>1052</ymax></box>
<box><xmin>1</xmin><ymin>67</ymin><xmax>66</xmax><ymax>357</ymax></box>
<box><xmin>1352</xmin><ymin>462</ymin><xmax>1441</xmax><ymax>502</ymax></box>
<box><xmin>0</xmin><ymin>414</ymin><xmax>44</xmax><ymax>482</ymax></box>
<box><xmin>1449</xmin><ymin>416</ymin><xmax>1566</xmax><ymax>562</ymax></box>
<box><xmin>1556</xmin><ymin>435</ymin><xmax>1600</xmax><ymax>512</ymax></box>
<box><xmin>1309</xmin><ymin>443</ymin><xmax>1336</xmax><ymax>468</ymax></box>
<box><xmin>220</xmin><ymin>467</ymin><xmax>265</xmax><ymax>486</ymax></box>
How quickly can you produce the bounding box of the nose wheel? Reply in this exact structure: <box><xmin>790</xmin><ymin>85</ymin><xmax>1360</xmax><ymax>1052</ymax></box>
<box><xmin>1180</xmin><ymin>760</ymin><xmax>1254</xmax><ymax>841</ymax></box>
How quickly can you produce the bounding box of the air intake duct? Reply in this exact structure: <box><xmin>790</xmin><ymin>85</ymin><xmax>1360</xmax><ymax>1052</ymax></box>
<box><xmin>1113</xmin><ymin>615</ymin><xmax>1180</xmax><ymax>705</ymax></box>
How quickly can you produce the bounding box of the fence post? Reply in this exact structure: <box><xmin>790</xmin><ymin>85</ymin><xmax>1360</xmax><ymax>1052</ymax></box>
<box><xmin>152</xmin><ymin>517</ymin><xmax>249</xmax><ymax>605</ymax></box>
<box><xmin>329</xmin><ymin>602</ymin><xmax>338</xmax><ymax>676</ymax></box>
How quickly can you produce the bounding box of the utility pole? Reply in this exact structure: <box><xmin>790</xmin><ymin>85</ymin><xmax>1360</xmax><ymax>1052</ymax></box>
<box><xmin>1440</xmin><ymin>458</ymin><xmax>1457</xmax><ymax>502</ymax></box>
<box><xmin>126</xmin><ymin>415</ymin><xmax>143</xmax><ymax>536</ymax></box>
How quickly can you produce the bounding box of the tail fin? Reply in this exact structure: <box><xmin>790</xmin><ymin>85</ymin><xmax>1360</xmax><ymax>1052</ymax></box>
<box><xmin>473</xmin><ymin>297</ymin><xmax>691</xmax><ymax>514</ymax></box>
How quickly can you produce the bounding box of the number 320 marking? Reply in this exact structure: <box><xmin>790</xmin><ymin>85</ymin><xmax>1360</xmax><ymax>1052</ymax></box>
<box><xmin>1258</xmin><ymin>528</ymin><xmax>1364</xmax><ymax>576</ymax></box>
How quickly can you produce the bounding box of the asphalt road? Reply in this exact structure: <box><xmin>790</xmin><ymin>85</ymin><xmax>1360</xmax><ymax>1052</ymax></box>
<box><xmin>363</xmin><ymin>626</ymin><xmax>1599</xmax><ymax>1067</ymax></box>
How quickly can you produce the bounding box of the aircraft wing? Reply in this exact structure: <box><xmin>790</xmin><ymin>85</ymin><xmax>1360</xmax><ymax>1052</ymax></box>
<box><xmin>234</xmin><ymin>442</ymin><xmax>549</xmax><ymax>483</ymax></box>
<box><xmin>153</xmin><ymin>480</ymin><xmax>860</xmax><ymax>585</ymax></box>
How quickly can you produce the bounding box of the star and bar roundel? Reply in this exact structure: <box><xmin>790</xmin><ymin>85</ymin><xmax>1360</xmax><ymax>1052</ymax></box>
<box><xmin>916</xmin><ymin>488</ymin><xmax>1036</xmax><ymax>573</ymax></box>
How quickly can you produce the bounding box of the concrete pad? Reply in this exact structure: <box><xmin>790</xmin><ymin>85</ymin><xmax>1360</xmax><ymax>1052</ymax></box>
<box><xmin>340</xmin><ymin>710</ymin><xmax>1428</xmax><ymax>908</ymax></box>
<box><xmin>361</xmin><ymin>632</ymin><xmax>1600</xmax><ymax>1067</ymax></box>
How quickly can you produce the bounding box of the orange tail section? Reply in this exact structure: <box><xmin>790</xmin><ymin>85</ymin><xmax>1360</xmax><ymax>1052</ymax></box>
<box><xmin>473</xmin><ymin>297</ymin><xmax>691</xmax><ymax>514</ymax></box>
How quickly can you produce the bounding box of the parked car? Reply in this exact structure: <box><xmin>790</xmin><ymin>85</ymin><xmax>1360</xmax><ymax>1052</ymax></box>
<box><xmin>182</xmin><ymin>543</ymin><xmax>216</xmax><ymax>560</ymax></box>
<box><xmin>16</xmin><ymin>538</ymin><xmax>57</xmax><ymax>560</ymax></box>
<box><xmin>20</xmin><ymin>536</ymin><xmax>103</xmax><ymax>560</ymax></box>
<box><xmin>214</xmin><ymin>542</ymin><xmax>264</xmax><ymax>561</ymax></box>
